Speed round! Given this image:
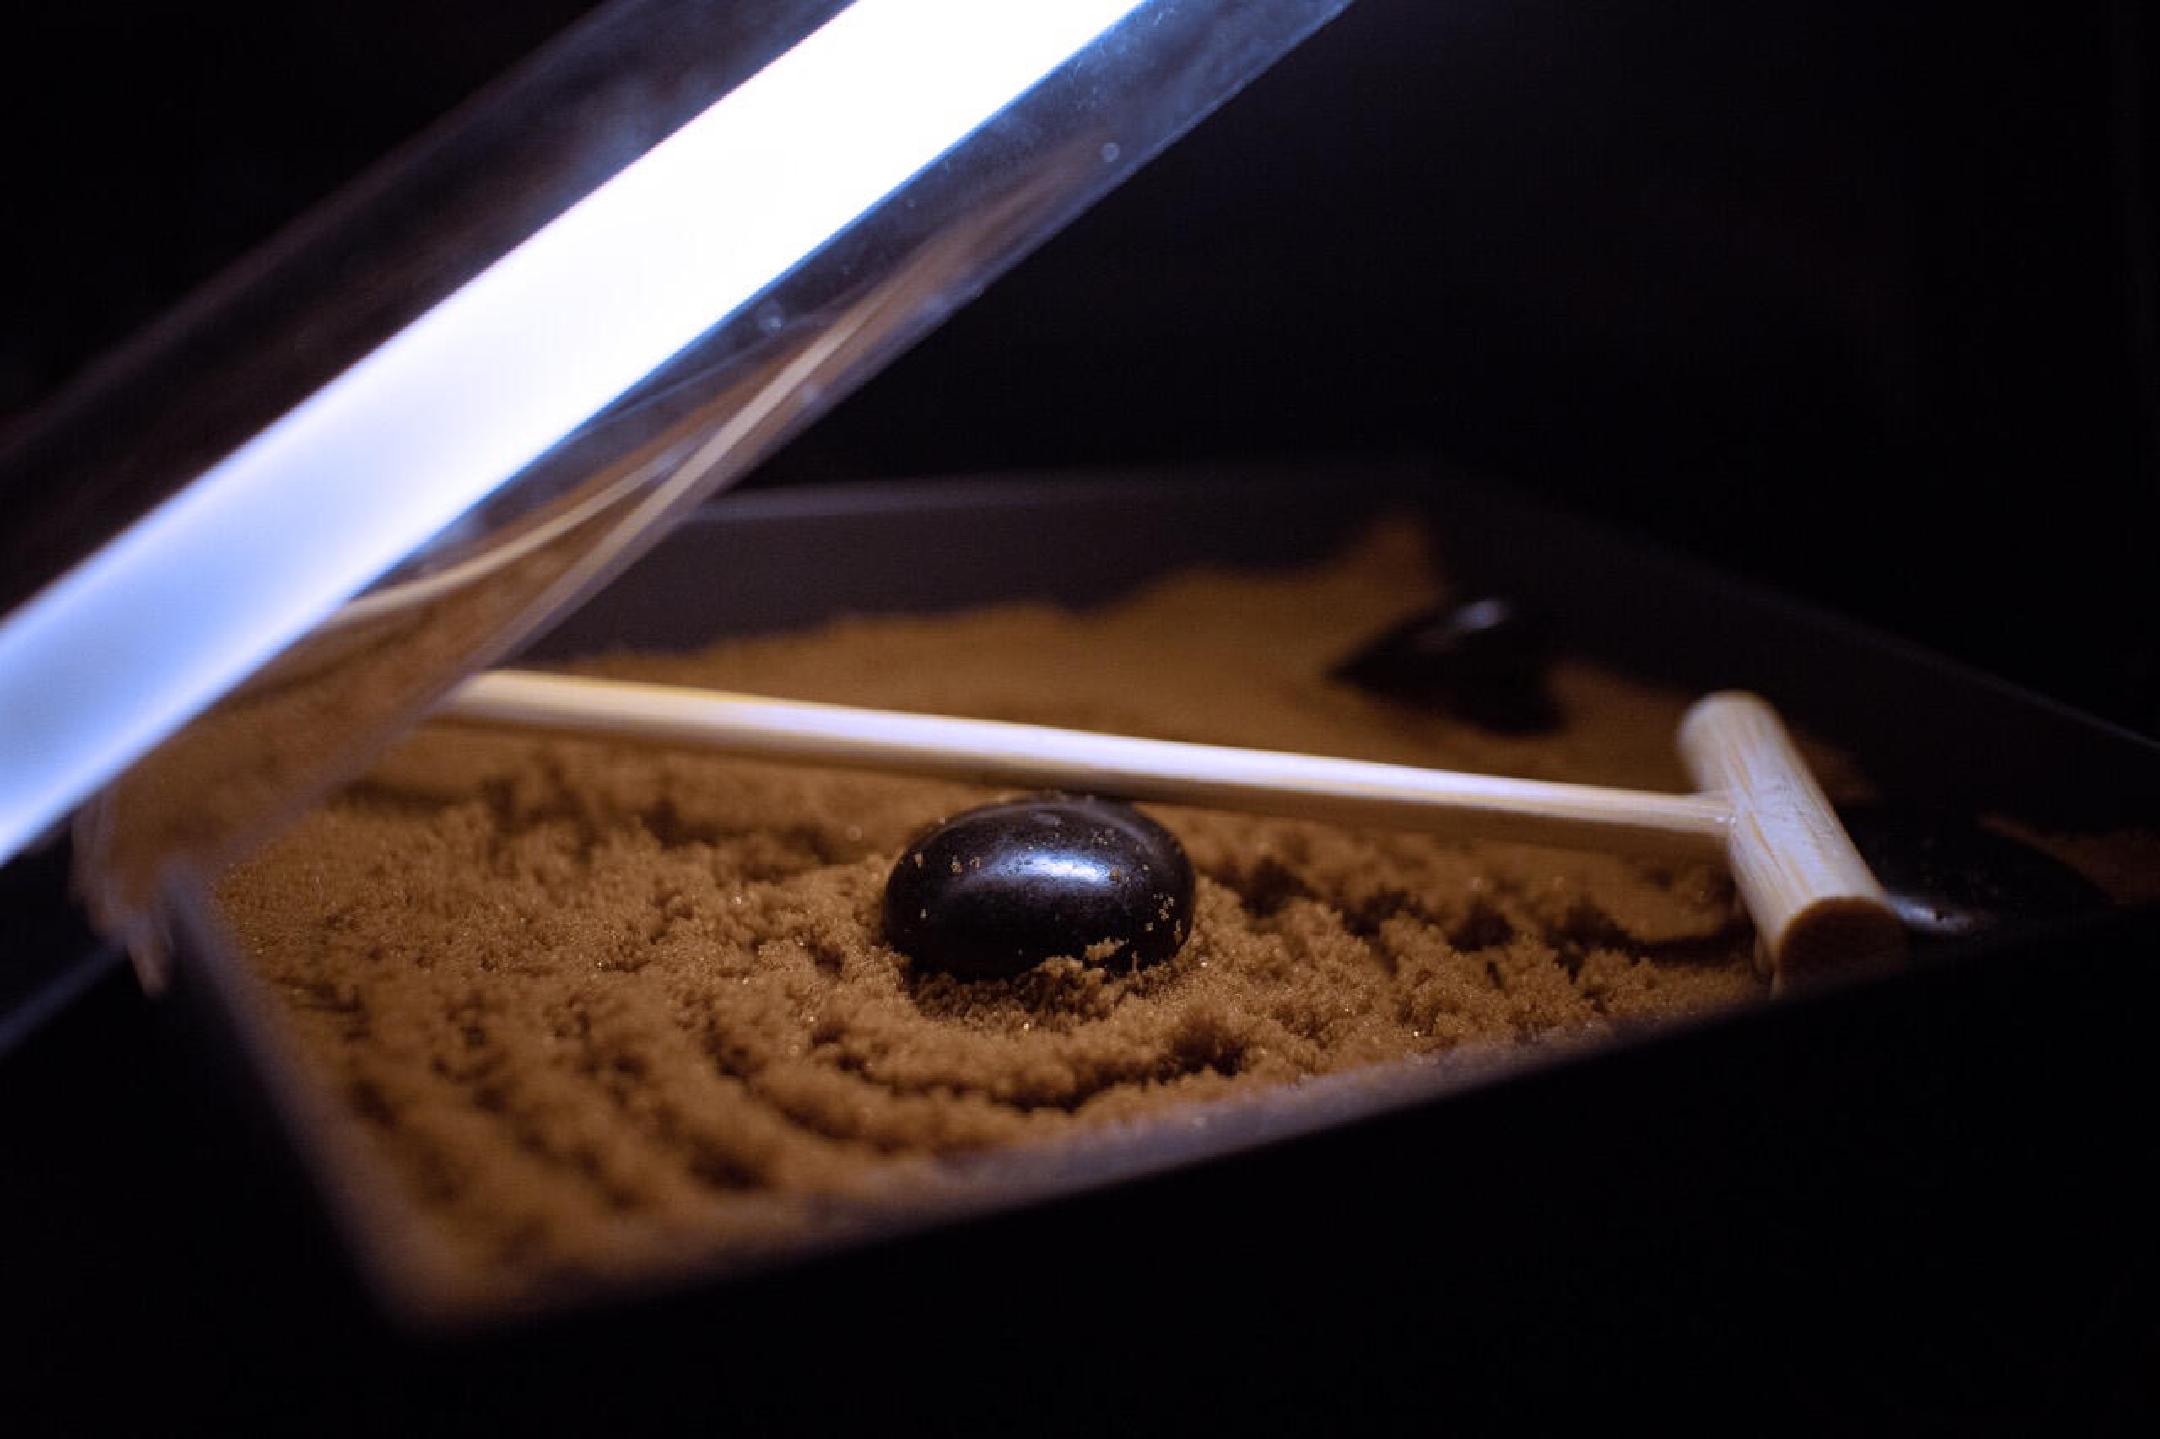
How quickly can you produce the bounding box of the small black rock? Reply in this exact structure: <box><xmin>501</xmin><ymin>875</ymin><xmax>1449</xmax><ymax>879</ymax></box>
<box><xmin>1839</xmin><ymin>804</ymin><xmax>2110</xmax><ymax>947</ymax></box>
<box><xmin>1334</xmin><ymin>596</ymin><xmax>1561</xmax><ymax>733</ymax></box>
<box><xmin>883</xmin><ymin>795</ymin><xmax>1196</xmax><ymax>980</ymax></box>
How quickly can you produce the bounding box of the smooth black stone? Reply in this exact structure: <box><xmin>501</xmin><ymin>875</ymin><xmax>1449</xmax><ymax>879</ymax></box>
<box><xmin>883</xmin><ymin>796</ymin><xmax>1195</xmax><ymax>980</ymax></box>
<box><xmin>1333</xmin><ymin>597</ymin><xmax>1561</xmax><ymax>733</ymax></box>
<box><xmin>1839</xmin><ymin>804</ymin><xmax>2112</xmax><ymax>946</ymax></box>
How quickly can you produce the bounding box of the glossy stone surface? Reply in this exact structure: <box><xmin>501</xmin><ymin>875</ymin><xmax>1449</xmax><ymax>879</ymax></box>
<box><xmin>1838</xmin><ymin>805</ymin><xmax>2111</xmax><ymax>947</ymax></box>
<box><xmin>1333</xmin><ymin>597</ymin><xmax>1561</xmax><ymax>733</ymax></box>
<box><xmin>883</xmin><ymin>796</ymin><xmax>1195</xmax><ymax>980</ymax></box>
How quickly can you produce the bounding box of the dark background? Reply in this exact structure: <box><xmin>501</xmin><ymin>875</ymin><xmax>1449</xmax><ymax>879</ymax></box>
<box><xmin>6</xmin><ymin>0</ymin><xmax>2157</xmax><ymax>732</ymax></box>
<box><xmin>4</xmin><ymin>2</ymin><xmax>2159</xmax><ymax>1431</ymax></box>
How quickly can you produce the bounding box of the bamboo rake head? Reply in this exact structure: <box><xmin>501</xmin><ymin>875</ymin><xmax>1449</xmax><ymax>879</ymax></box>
<box><xmin>1678</xmin><ymin>692</ymin><xmax>1906</xmax><ymax>990</ymax></box>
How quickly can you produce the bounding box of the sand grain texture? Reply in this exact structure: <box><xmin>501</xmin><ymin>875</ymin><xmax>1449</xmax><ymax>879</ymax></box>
<box><xmin>221</xmin><ymin>524</ymin><xmax>1783</xmax><ymax>1305</ymax></box>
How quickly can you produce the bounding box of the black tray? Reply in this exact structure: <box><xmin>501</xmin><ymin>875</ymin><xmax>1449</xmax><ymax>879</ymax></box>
<box><xmin>23</xmin><ymin>465</ymin><xmax>2160</xmax><ymax>1431</ymax></box>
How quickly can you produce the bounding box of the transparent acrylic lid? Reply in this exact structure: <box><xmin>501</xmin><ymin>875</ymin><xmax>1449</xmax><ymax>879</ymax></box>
<box><xmin>0</xmin><ymin>0</ymin><xmax>1351</xmax><ymax>951</ymax></box>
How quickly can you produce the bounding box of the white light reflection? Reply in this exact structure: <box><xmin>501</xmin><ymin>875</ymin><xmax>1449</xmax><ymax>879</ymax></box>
<box><xmin>0</xmin><ymin>0</ymin><xmax>1147</xmax><ymax>865</ymax></box>
<box><xmin>1014</xmin><ymin>855</ymin><xmax>1111</xmax><ymax>885</ymax></box>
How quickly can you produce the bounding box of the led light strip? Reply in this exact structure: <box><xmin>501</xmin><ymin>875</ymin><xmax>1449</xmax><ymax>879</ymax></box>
<box><xmin>0</xmin><ymin>0</ymin><xmax>1148</xmax><ymax>865</ymax></box>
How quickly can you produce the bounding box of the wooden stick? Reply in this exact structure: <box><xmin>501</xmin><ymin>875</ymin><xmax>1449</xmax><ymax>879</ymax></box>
<box><xmin>1678</xmin><ymin>692</ymin><xmax>1906</xmax><ymax>989</ymax></box>
<box><xmin>444</xmin><ymin>669</ymin><xmax>1733</xmax><ymax>859</ymax></box>
<box><xmin>441</xmin><ymin>671</ymin><xmax>1904</xmax><ymax>987</ymax></box>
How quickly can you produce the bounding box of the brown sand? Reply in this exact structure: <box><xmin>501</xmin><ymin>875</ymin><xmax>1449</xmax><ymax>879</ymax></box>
<box><xmin>220</xmin><ymin>522</ymin><xmax>1801</xmax><ymax>1305</ymax></box>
